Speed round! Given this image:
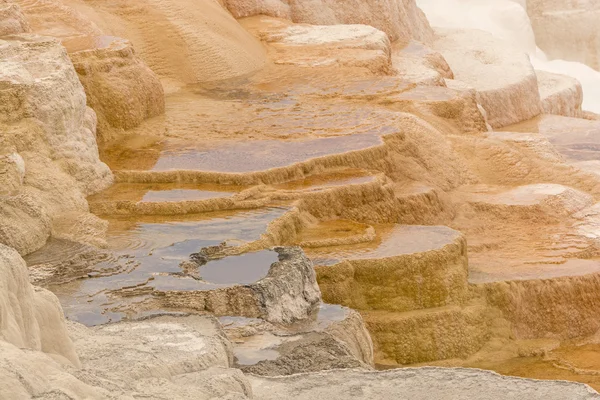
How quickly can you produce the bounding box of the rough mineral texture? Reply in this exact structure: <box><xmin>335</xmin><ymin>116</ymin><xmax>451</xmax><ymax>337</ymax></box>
<box><xmin>0</xmin><ymin>34</ymin><xmax>112</xmax><ymax>254</ymax></box>
<box><xmin>536</xmin><ymin>70</ymin><xmax>584</xmax><ymax>118</ymax></box>
<box><xmin>66</xmin><ymin>36</ymin><xmax>165</xmax><ymax>142</ymax></box>
<box><xmin>432</xmin><ymin>28</ymin><xmax>542</xmax><ymax>128</ymax></box>
<box><xmin>153</xmin><ymin>247</ymin><xmax>321</xmax><ymax>324</ymax></box>
<box><xmin>226</xmin><ymin>0</ymin><xmax>434</xmax><ymax>43</ymax></box>
<box><xmin>0</xmin><ymin>244</ymin><xmax>79</xmax><ymax>366</ymax></box>
<box><xmin>249</xmin><ymin>368</ymin><xmax>600</xmax><ymax>399</ymax></box>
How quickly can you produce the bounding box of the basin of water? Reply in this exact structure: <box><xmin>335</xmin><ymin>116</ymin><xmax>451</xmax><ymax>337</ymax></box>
<box><xmin>310</xmin><ymin>225</ymin><xmax>461</xmax><ymax>265</ymax></box>
<box><xmin>34</xmin><ymin>208</ymin><xmax>289</xmax><ymax>325</ymax></box>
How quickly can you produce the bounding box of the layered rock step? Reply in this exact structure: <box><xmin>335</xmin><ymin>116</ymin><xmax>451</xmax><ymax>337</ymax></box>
<box><xmin>108</xmin><ymin>134</ymin><xmax>390</xmax><ymax>185</ymax></box>
<box><xmin>451</xmin><ymin>183</ymin><xmax>600</xmax><ymax>284</ymax></box>
<box><xmin>431</xmin><ymin>28</ymin><xmax>542</xmax><ymax>128</ymax></box>
<box><xmin>88</xmin><ymin>182</ymin><xmax>253</xmax><ymax>216</ymax></box>
<box><xmin>63</xmin><ymin>34</ymin><xmax>165</xmax><ymax>140</ymax></box>
<box><xmin>536</xmin><ymin>70</ymin><xmax>584</xmax><ymax>118</ymax></box>
<box><xmin>308</xmin><ymin>224</ymin><xmax>484</xmax><ymax>364</ymax></box>
<box><xmin>314</xmin><ymin>225</ymin><xmax>468</xmax><ymax>312</ymax></box>
<box><xmin>220</xmin><ymin>303</ymin><xmax>373</xmax><ymax>375</ymax></box>
<box><xmin>242</xmin><ymin>16</ymin><xmax>392</xmax><ymax>74</ymax></box>
<box><xmin>248</xmin><ymin>367</ymin><xmax>600</xmax><ymax>400</ymax></box>
<box><xmin>363</xmin><ymin>304</ymin><xmax>491</xmax><ymax>365</ymax></box>
<box><xmin>294</xmin><ymin>219</ymin><xmax>377</xmax><ymax>249</ymax></box>
<box><xmin>89</xmin><ymin>169</ymin><xmax>381</xmax><ymax>216</ymax></box>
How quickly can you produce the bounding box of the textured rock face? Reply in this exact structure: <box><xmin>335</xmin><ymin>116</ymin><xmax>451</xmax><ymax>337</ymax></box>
<box><xmin>0</xmin><ymin>244</ymin><xmax>79</xmax><ymax>366</ymax></box>
<box><xmin>1</xmin><ymin>314</ymin><xmax>255</xmax><ymax>399</ymax></box>
<box><xmin>226</xmin><ymin>0</ymin><xmax>434</xmax><ymax>43</ymax></box>
<box><xmin>65</xmin><ymin>35</ymin><xmax>165</xmax><ymax>142</ymax></box>
<box><xmin>225</xmin><ymin>0</ymin><xmax>292</xmax><ymax>19</ymax></box>
<box><xmin>527</xmin><ymin>0</ymin><xmax>600</xmax><ymax>71</ymax></box>
<box><xmin>316</xmin><ymin>226</ymin><xmax>468</xmax><ymax>312</ymax></box>
<box><xmin>222</xmin><ymin>305</ymin><xmax>373</xmax><ymax>376</ymax></box>
<box><xmin>249</xmin><ymin>367</ymin><xmax>600</xmax><ymax>399</ymax></box>
<box><xmin>151</xmin><ymin>247</ymin><xmax>321</xmax><ymax>324</ymax></box>
<box><xmin>364</xmin><ymin>304</ymin><xmax>491</xmax><ymax>364</ymax></box>
<box><xmin>0</xmin><ymin>34</ymin><xmax>112</xmax><ymax>254</ymax></box>
<box><xmin>0</xmin><ymin>0</ymin><xmax>29</xmax><ymax>35</ymax></box>
<box><xmin>432</xmin><ymin>28</ymin><xmax>542</xmax><ymax>128</ymax></box>
<box><xmin>244</xmin><ymin>17</ymin><xmax>392</xmax><ymax>74</ymax></box>
<box><xmin>536</xmin><ymin>70</ymin><xmax>584</xmax><ymax>118</ymax></box>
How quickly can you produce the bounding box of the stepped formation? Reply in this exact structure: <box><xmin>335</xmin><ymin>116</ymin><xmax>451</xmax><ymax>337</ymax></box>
<box><xmin>4</xmin><ymin>0</ymin><xmax>600</xmax><ymax>398</ymax></box>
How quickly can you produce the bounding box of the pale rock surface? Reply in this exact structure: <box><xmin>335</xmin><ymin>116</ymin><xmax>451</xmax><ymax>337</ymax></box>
<box><xmin>221</xmin><ymin>305</ymin><xmax>373</xmax><ymax>375</ymax></box>
<box><xmin>0</xmin><ymin>34</ymin><xmax>112</xmax><ymax>254</ymax></box>
<box><xmin>227</xmin><ymin>0</ymin><xmax>434</xmax><ymax>43</ymax></box>
<box><xmin>244</xmin><ymin>16</ymin><xmax>392</xmax><ymax>74</ymax></box>
<box><xmin>0</xmin><ymin>244</ymin><xmax>79</xmax><ymax>366</ymax></box>
<box><xmin>432</xmin><ymin>28</ymin><xmax>542</xmax><ymax>128</ymax></box>
<box><xmin>249</xmin><ymin>367</ymin><xmax>600</xmax><ymax>399</ymax></box>
<box><xmin>392</xmin><ymin>40</ymin><xmax>453</xmax><ymax>86</ymax></box>
<box><xmin>527</xmin><ymin>0</ymin><xmax>600</xmax><ymax>71</ymax></box>
<box><xmin>536</xmin><ymin>70</ymin><xmax>584</xmax><ymax>118</ymax></box>
<box><xmin>68</xmin><ymin>315</ymin><xmax>253</xmax><ymax>399</ymax></box>
<box><xmin>0</xmin><ymin>313</ymin><xmax>255</xmax><ymax>399</ymax></box>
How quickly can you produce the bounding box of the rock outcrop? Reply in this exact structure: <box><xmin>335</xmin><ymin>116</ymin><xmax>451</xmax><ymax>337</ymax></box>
<box><xmin>225</xmin><ymin>0</ymin><xmax>434</xmax><ymax>43</ymax></box>
<box><xmin>0</xmin><ymin>34</ymin><xmax>112</xmax><ymax>255</ymax></box>
<box><xmin>432</xmin><ymin>28</ymin><xmax>542</xmax><ymax>128</ymax></box>
<box><xmin>0</xmin><ymin>0</ymin><xmax>29</xmax><ymax>35</ymax></box>
<box><xmin>249</xmin><ymin>367</ymin><xmax>600</xmax><ymax>399</ymax></box>
<box><xmin>0</xmin><ymin>244</ymin><xmax>79</xmax><ymax>366</ymax></box>
<box><xmin>64</xmin><ymin>35</ymin><xmax>165</xmax><ymax>142</ymax></box>
<box><xmin>146</xmin><ymin>247</ymin><xmax>321</xmax><ymax>324</ymax></box>
<box><xmin>536</xmin><ymin>70</ymin><xmax>584</xmax><ymax>118</ymax></box>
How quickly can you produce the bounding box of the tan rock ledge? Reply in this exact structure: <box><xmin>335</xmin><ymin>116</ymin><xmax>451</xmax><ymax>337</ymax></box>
<box><xmin>315</xmin><ymin>225</ymin><xmax>468</xmax><ymax>313</ymax></box>
<box><xmin>110</xmin><ymin>134</ymin><xmax>389</xmax><ymax>185</ymax></box>
<box><xmin>242</xmin><ymin>16</ymin><xmax>392</xmax><ymax>74</ymax></box>
<box><xmin>64</xmin><ymin>34</ymin><xmax>165</xmax><ymax>141</ymax></box>
<box><xmin>536</xmin><ymin>70</ymin><xmax>584</xmax><ymax>118</ymax></box>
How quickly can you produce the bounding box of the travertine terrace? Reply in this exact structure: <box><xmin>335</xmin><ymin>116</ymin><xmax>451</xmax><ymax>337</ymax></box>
<box><xmin>4</xmin><ymin>0</ymin><xmax>600</xmax><ymax>398</ymax></box>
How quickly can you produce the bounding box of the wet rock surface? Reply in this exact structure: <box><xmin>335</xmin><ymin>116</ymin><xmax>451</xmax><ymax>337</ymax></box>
<box><xmin>221</xmin><ymin>303</ymin><xmax>373</xmax><ymax>375</ymax></box>
<box><xmin>5</xmin><ymin>0</ymin><xmax>600</xmax><ymax>397</ymax></box>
